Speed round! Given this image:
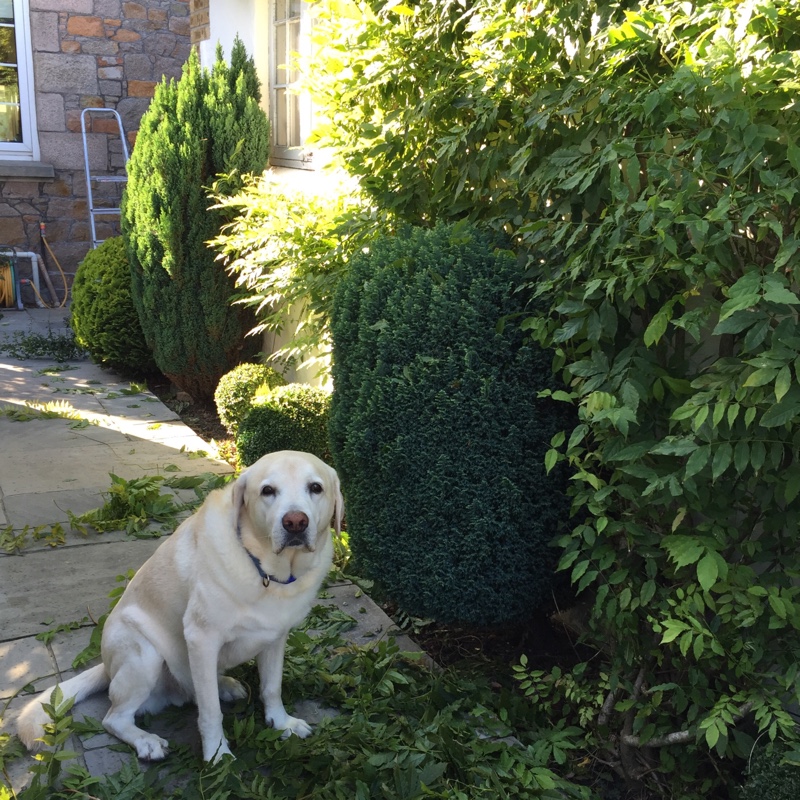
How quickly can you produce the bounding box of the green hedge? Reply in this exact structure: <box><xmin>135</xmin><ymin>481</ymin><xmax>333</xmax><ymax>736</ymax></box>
<box><xmin>236</xmin><ymin>383</ymin><xmax>331</xmax><ymax>466</ymax></box>
<box><xmin>329</xmin><ymin>222</ymin><xmax>572</xmax><ymax>625</ymax></box>
<box><xmin>214</xmin><ymin>362</ymin><xmax>286</xmax><ymax>434</ymax></box>
<box><xmin>70</xmin><ymin>237</ymin><xmax>157</xmax><ymax>375</ymax></box>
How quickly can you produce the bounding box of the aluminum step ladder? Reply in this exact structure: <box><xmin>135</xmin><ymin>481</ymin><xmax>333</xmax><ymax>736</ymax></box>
<box><xmin>81</xmin><ymin>108</ymin><xmax>130</xmax><ymax>249</ymax></box>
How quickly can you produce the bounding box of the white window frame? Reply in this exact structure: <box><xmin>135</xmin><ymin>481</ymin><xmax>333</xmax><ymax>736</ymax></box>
<box><xmin>0</xmin><ymin>0</ymin><xmax>39</xmax><ymax>161</ymax></box>
<box><xmin>269</xmin><ymin>0</ymin><xmax>314</xmax><ymax>170</ymax></box>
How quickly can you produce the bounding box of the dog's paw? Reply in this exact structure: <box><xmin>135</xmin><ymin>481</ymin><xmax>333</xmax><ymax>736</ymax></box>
<box><xmin>218</xmin><ymin>676</ymin><xmax>247</xmax><ymax>702</ymax></box>
<box><xmin>278</xmin><ymin>716</ymin><xmax>313</xmax><ymax>739</ymax></box>
<box><xmin>205</xmin><ymin>740</ymin><xmax>234</xmax><ymax>763</ymax></box>
<box><xmin>133</xmin><ymin>733</ymin><xmax>169</xmax><ymax>761</ymax></box>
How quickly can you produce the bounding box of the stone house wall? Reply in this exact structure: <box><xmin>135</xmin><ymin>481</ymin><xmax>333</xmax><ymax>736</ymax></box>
<box><xmin>0</xmin><ymin>0</ymin><xmax>190</xmax><ymax>293</ymax></box>
<box><xmin>189</xmin><ymin>0</ymin><xmax>209</xmax><ymax>45</ymax></box>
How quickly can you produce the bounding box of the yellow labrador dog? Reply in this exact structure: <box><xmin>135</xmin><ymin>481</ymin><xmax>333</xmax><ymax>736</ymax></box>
<box><xmin>18</xmin><ymin>450</ymin><xmax>342</xmax><ymax>763</ymax></box>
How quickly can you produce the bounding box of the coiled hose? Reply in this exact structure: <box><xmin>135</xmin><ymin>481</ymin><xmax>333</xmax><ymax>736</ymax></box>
<box><xmin>0</xmin><ymin>261</ymin><xmax>14</xmax><ymax>307</ymax></box>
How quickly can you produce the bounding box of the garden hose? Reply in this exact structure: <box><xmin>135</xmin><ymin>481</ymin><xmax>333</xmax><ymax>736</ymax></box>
<box><xmin>34</xmin><ymin>222</ymin><xmax>69</xmax><ymax>308</ymax></box>
<box><xmin>0</xmin><ymin>262</ymin><xmax>14</xmax><ymax>307</ymax></box>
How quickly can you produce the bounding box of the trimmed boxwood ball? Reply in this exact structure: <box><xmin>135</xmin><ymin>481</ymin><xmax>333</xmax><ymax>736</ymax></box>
<box><xmin>214</xmin><ymin>362</ymin><xmax>286</xmax><ymax>434</ymax></box>
<box><xmin>329</xmin><ymin>222</ymin><xmax>573</xmax><ymax>626</ymax></box>
<box><xmin>70</xmin><ymin>237</ymin><xmax>157</xmax><ymax>375</ymax></box>
<box><xmin>236</xmin><ymin>383</ymin><xmax>331</xmax><ymax>466</ymax></box>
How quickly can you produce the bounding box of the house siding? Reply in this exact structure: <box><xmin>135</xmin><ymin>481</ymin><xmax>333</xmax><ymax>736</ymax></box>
<box><xmin>0</xmin><ymin>0</ymin><xmax>190</xmax><ymax>285</ymax></box>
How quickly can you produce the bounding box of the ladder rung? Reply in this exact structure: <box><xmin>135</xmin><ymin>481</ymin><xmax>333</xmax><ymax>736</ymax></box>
<box><xmin>82</xmin><ymin>108</ymin><xmax>129</xmax><ymax>250</ymax></box>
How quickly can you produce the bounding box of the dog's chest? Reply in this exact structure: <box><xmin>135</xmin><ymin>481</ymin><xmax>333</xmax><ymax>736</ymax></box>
<box><xmin>218</xmin><ymin>591</ymin><xmax>314</xmax><ymax>667</ymax></box>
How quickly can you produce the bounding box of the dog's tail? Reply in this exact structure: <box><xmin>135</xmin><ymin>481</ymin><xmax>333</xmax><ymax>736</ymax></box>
<box><xmin>16</xmin><ymin>664</ymin><xmax>109</xmax><ymax>751</ymax></box>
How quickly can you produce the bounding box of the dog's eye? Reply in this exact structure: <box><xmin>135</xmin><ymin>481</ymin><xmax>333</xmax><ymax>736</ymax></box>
<box><xmin>261</xmin><ymin>485</ymin><xmax>276</xmax><ymax>497</ymax></box>
<box><xmin>309</xmin><ymin>482</ymin><xmax>323</xmax><ymax>495</ymax></box>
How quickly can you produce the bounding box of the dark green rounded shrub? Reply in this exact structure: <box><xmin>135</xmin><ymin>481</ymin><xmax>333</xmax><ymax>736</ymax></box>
<box><xmin>214</xmin><ymin>362</ymin><xmax>286</xmax><ymax>434</ymax></box>
<box><xmin>236</xmin><ymin>383</ymin><xmax>331</xmax><ymax>466</ymax></box>
<box><xmin>70</xmin><ymin>237</ymin><xmax>157</xmax><ymax>375</ymax></box>
<box><xmin>329</xmin><ymin>222</ymin><xmax>573</xmax><ymax>626</ymax></box>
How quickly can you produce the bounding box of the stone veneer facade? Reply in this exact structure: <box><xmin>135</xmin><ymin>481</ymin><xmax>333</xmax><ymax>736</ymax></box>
<box><xmin>189</xmin><ymin>0</ymin><xmax>208</xmax><ymax>45</ymax></box>
<box><xmin>0</xmin><ymin>0</ymin><xmax>191</xmax><ymax>285</ymax></box>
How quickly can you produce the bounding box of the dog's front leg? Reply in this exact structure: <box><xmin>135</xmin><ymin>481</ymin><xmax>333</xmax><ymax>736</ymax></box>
<box><xmin>185</xmin><ymin>622</ymin><xmax>232</xmax><ymax>762</ymax></box>
<box><xmin>257</xmin><ymin>634</ymin><xmax>312</xmax><ymax>738</ymax></box>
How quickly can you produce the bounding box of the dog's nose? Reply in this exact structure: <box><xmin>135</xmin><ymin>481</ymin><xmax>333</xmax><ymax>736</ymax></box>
<box><xmin>282</xmin><ymin>511</ymin><xmax>309</xmax><ymax>534</ymax></box>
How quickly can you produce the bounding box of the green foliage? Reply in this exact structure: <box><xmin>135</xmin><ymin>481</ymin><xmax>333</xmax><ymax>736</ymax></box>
<box><xmin>307</xmin><ymin>0</ymin><xmax>608</xmax><ymax>229</ymax></box>
<box><xmin>311</xmin><ymin>0</ymin><xmax>800</xmax><ymax>794</ymax></box>
<box><xmin>35</xmin><ymin>617</ymin><xmax>89</xmax><ymax>646</ymax></box>
<box><xmin>68</xmin><ymin>473</ymin><xmax>184</xmax><ymax>536</ymax></box>
<box><xmin>740</xmin><ymin>746</ymin><xmax>800</xmax><ymax>800</ymax></box>
<box><xmin>0</xmin><ymin>471</ymin><xmax>227</xmax><ymax>557</ymax></box>
<box><xmin>213</xmin><ymin>361</ymin><xmax>286</xmax><ymax>434</ymax></box>
<box><xmin>0</xmin><ymin>522</ymin><xmax>67</xmax><ymax>553</ymax></box>
<box><xmin>522</xmin><ymin>2</ymin><xmax>800</xmax><ymax>795</ymax></box>
<box><xmin>24</xmin><ymin>686</ymin><xmax>79</xmax><ymax>797</ymax></box>
<box><xmin>7</xmin><ymin>602</ymin><xmax>589</xmax><ymax>800</ymax></box>
<box><xmin>211</xmin><ymin>172</ymin><xmax>393</xmax><ymax>377</ymax></box>
<box><xmin>68</xmin><ymin>471</ymin><xmax>230</xmax><ymax>538</ymax></box>
<box><xmin>0</xmin><ymin>326</ymin><xmax>84</xmax><ymax>362</ymax></box>
<box><xmin>329</xmin><ymin>222</ymin><xmax>571</xmax><ymax>626</ymax></box>
<box><xmin>236</xmin><ymin>383</ymin><xmax>331</xmax><ymax>466</ymax></box>
<box><xmin>1</xmin><ymin>399</ymin><xmax>84</xmax><ymax>423</ymax></box>
<box><xmin>122</xmin><ymin>38</ymin><xmax>269</xmax><ymax>399</ymax></box>
<box><xmin>70</xmin><ymin>237</ymin><xmax>157</xmax><ymax>375</ymax></box>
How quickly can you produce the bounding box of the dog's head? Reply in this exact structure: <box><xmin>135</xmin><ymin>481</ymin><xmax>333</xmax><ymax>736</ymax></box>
<box><xmin>232</xmin><ymin>450</ymin><xmax>343</xmax><ymax>554</ymax></box>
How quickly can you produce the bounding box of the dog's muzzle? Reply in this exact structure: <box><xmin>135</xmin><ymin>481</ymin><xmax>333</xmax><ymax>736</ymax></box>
<box><xmin>277</xmin><ymin>511</ymin><xmax>311</xmax><ymax>551</ymax></box>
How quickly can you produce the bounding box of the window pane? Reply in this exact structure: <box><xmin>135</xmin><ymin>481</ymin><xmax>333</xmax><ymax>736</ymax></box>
<box><xmin>276</xmin><ymin>23</ymin><xmax>287</xmax><ymax>85</ymax></box>
<box><xmin>0</xmin><ymin>1</ymin><xmax>13</xmax><ymax>25</ymax></box>
<box><xmin>287</xmin><ymin>19</ymin><xmax>299</xmax><ymax>83</ymax></box>
<box><xmin>289</xmin><ymin>92</ymin><xmax>300</xmax><ymax>147</ymax></box>
<box><xmin>0</xmin><ymin>26</ymin><xmax>17</xmax><ymax>65</ymax></box>
<box><xmin>275</xmin><ymin>88</ymin><xmax>287</xmax><ymax>147</ymax></box>
<box><xmin>289</xmin><ymin>0</ymin><xmax>301</xmax><ymax>18</ymax></box>
<box><xmin>0</xmin><ymin>64</ymin><xmax>18</xmax><ymax>101</ymax></box>
<box><xmin>0</xmin><ymin>102</ymin><xmax>21</xmax><ymax>142</ymax></box>
<box><xmin>275</xmin><ymin>0</ymin><xmax>285</xmax><ymax>21</ymax></box>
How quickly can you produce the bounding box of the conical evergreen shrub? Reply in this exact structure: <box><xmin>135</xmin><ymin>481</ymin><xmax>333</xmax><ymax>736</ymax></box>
<box><xmin>121</xmin><ymin>39</ymin><xmax>269</xmax><ymax>399</ymax></box>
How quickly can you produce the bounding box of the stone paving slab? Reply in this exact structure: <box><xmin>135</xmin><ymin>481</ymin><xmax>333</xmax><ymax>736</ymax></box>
<box><xmin>0</xmin><ymin>416</ymin><xmax>131</xmax><ymax>451</ymax></box>
<box><xmin>1</xmin><ymin>443</ymin><xmax>121</xmax><ymax>496</ymax></box>
<box><xmin>0</xmin><ymin>539</ymin><xmax>163</xmax><ymax>641</ymax></box>
<box><xmin>0</xmin><ymin>307</ymin><xmax>72</xmax><ymax>338</ymax></box>
<box><xmin>2</xmin><ymin>487</ymin><xmax>108</xmax><ymax>528</ymax></box>
<box><xmin>106</xmin><ymin>435</ymin><xmax>221</xmax><ymax>464</ymax></box>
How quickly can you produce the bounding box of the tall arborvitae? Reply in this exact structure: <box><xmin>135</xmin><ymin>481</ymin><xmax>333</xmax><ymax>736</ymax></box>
<box><xmin>122</xmin><ymin>39</ymin><xmax>269</xmax><ymax>399</ymax></box>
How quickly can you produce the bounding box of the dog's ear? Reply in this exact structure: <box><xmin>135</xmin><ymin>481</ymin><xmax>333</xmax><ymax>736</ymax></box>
<box><xmin>232</xmin><ymin>467</ymin><xmax>249</xmax><ymax>532</ymax></box>
<box><xmin>331</xmin><ymin>468</ymin><xmax>344</xmax><ymax>537</ymax></box>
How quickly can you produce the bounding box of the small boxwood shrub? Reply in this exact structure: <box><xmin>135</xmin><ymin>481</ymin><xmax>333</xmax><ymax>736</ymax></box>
<box><xmin>329</xmin><ymin>222</ymin><xmax>573</xmax><ymax>626</ymax></box>
<box><xmin>236</xmin><ymin>383</ymin><xmax>331</xmax><ymax>466</ymax></box>
<box><xmin>740</xmin><ymin>746</ymin><xmax>800</xmax><ymax>800</ymax></box>
<box><xmin>70</xmin><ymin>237</ymin><xmax>157</xmax><ymax>375</ymax></box>
<box><xmin>214</xmin><ymin>362</ymin><xmax>286</xmax><ymax>434</ymax></box>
